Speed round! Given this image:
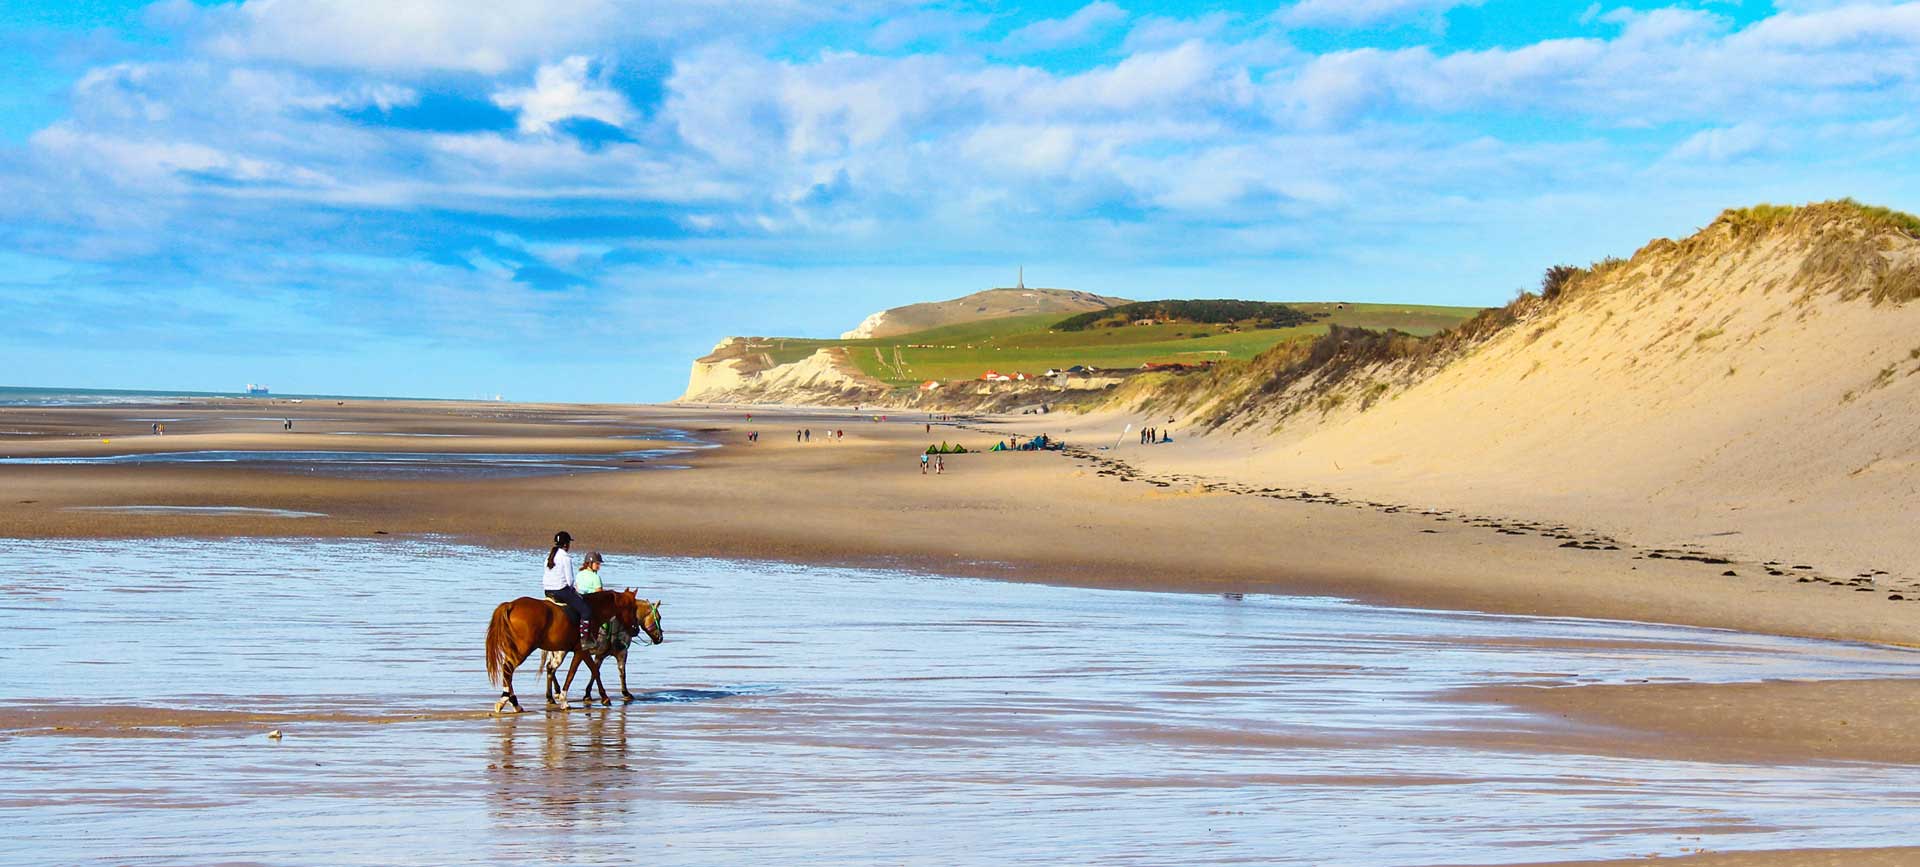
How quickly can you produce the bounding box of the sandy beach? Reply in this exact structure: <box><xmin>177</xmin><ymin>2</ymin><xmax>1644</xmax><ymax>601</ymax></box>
<box><xmin>5</xmin><ymin>398</ymin><xmax>1914</xmax><ymax>644</ymax></box>
<box><xmin>6</xmin><ymin>397</ymin><xmax>1920</xmax><ymax>863</ymax></box>
<box><xmin>4</xmin><ymin>399</ymin><xmax>1918</xmax><ymax>726</ymax></box>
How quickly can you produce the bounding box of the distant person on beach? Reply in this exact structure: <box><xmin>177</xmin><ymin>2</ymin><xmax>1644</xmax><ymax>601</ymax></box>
<box><xmin>935</xmin><ymin>454</ymin><xmax>945</xmax><ymax>474</ymax></box>
<box><xmin>151</xmin><ymin>423</ymin><xmax>158</xmax><ymax>435</ymax></box>
<box><xmin>796</xmin><ymin>430</ymin><xmax>802</xmax><ymax>442</ymax></box>
<box><xmin>541</xmin><ymin>531</ymin><xmax>591</xmax><ymax>643</ymax></box>
<box><xmin>577</xmin><ymin>552</ymin><xmax>604</xmax><ymax>593</ymax></box>
<box><xmin>804</xmin><ymin>429</ymin><xmax>811</xmax><ymax>442</ymax></box>
<box><xmin>920</xmin><ymin>452</ymin><xmax>930</xmax><ymax>473</ymax></box>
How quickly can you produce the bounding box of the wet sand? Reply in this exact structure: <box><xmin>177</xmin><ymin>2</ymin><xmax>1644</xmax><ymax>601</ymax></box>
<box><xmin>7</xmin><ymin>537</ymin><xmax>1920</xmax><ymax>865</ymax></box>
<box><xmin>2</xmin><ymin>400</ymin><xmax>1913</xmax><ymax>648</ymax></box>
<box><xmin>6</xmin><ymin>399</ymin><xmax>1920</xmax><ymax>863</ymax></box>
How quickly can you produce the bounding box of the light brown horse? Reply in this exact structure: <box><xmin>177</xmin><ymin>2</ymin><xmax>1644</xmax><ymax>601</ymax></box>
<box><xmin>553</xmin><ymin>597</ymin><xmax>663</xmax><ymax>705</ymax></box>
<box><xmin>485</xmin><ymin>589</ymin><xmax>660</xmax><ymax>713</ymax></box>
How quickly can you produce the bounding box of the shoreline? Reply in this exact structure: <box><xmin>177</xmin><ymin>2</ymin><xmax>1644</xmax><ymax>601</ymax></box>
<box><xmin>4</xmin><ymin>399</ymin><xmax>1916</xmax><ymax>646</ymax></box>
<box><xmin>6</xmin><ymin>399</ymin><xmax>1920</xmax><ymax>774</ymax></box>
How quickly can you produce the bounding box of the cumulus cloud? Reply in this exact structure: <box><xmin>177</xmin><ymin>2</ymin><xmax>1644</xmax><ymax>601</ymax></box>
<box><xmin>11</xmin><ymin>0</ymin><xmax>1920</xmax><ymax>399</ymax></box>
<box><xmin>1666</xmin><ymin>122</ymin><xmax>1774</xmax><ymax>162</ymax></box>
<box><xmin>200</xmin><ymin>0</ymin><xmax>622</xmax><ymax>74</ymax></box>
<box><xmin>1002</xmin><ymin>2</ymin><xmax>1129</xmax><ymax>51</ymax></box>
<box><xmin>1122</xmin><ymin>12</ymin><xmax>1236</xmax><ymax>51</ymax></box>
<box><xmin>1279</xmin><ymin>0</ymin><xmax>1486</xmax><ymax>29</ymax></box>
<box><xmin>193</xmin><ymin>0</ymin><xmax>910</xmax><ymax>73</ymax></box>
<box><xmin>1273</xmin><ymin>2</ymin><xmax>1920</xmax><ymax>127</ymax></box>
<box><xmin>491</xmin><ymin>56</ymin><xmax>635</xmax><ymax>134</ymax></box>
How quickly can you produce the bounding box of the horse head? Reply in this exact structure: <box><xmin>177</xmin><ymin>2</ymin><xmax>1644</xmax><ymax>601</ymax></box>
<box><xmin>620</xmin><ymin>588</ymin><xmax>665</xmax><ymax>645</ymax></box>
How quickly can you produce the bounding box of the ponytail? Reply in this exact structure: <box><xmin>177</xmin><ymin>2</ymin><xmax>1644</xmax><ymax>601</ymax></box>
<box><xmin>547</xmin><ymin>545</ymin><xmax>560</xmax><ymax>569</ymax></box>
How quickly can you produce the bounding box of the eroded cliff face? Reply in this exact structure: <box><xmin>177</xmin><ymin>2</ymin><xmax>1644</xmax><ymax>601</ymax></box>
<box><xmin>682</xmin><ymin>342</ymin><xmax>891</xmax><ymax>406</ymax></box>
<box><xmin>682</xmin><ymin>286</ymin><xmax>1132</xmax><ymax>408</ymax></box>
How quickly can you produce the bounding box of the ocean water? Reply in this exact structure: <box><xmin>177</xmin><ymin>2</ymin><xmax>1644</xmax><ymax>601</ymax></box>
<box><xmin>3</xmin><ymin>537</ymin><xmax>1920</xmax><ymax>865</ymax></box>
<box><xmin>0</xmin><ymin>385</ymin><xmax>449</xmax><ymax>407</ymax></box>
<box><xmin>0</xmin><ymin>448</ymin><xmax>689</xmax><ymax>477</ymax></box>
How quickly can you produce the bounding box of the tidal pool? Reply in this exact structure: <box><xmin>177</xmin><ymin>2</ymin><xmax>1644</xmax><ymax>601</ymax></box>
<box><xmin>2</xmin><ymin>537</ymin><xmax>1919</xmax><ymax>866</ymax></box>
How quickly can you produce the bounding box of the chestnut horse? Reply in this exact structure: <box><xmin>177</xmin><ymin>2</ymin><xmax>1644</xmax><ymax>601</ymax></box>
<box><xmin>485</xmin><ymin>589</ymin><xmax>661</xmax><ymax>713</ymax></box>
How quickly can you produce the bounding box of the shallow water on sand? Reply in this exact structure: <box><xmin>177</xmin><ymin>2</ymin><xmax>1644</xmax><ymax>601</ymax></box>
<box><xmin>0</xmin><ymin>448</ymin><xmax>686</xmax><ymax>477</ymax></box>
<box><xmin>4</xmin><ymin>538</ymin><xmax>1920</xmax><ymax>866</ymax></box>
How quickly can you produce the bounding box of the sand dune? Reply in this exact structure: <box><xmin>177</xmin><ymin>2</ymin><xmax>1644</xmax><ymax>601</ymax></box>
<box><xmin>1104</xmin><ymin>202</ymin><xmax>1920</xmax><ymax>586</ymax></box>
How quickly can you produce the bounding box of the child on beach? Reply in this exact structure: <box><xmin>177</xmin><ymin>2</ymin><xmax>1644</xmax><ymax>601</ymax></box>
<box><xmin>577</xmin><ymin>552</ymin><xmax>604</xmax><ymax>593</ymax></box>
<box><xmin>921</xmin><ymin>453</ymin><xmax>930</xmax><ymax>474</ymax></box>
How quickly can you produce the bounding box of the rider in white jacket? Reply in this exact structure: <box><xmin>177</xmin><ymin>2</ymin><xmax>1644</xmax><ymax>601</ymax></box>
<box><xmin>542</xmin><ymin>531</ymin><xmax>590</xmax><ymax>642</ymax></box>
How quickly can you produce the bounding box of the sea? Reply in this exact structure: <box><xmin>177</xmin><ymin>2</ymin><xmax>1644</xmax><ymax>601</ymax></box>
<box><xmin>0</xmin><ymin>385</ymin><xmax>455</xmax><ymax>407</ymax></box>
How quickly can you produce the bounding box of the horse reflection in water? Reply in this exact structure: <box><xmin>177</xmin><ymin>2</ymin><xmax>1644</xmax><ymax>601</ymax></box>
<box><xmin>489</xmin><ymin>711</ymin><xmax>653</xmax><ymax>841</ymax></box>
<box><xmin>485</xmin><ymin>589</ymin><xmax>664</xmax><ymax>713</ymax></box>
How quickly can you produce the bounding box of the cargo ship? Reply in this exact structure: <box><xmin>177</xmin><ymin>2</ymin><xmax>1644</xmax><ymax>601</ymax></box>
<box><xmin>244</xmin><ymin>383</ymin><xmax>270</xmax><ymax>396</ymax></box>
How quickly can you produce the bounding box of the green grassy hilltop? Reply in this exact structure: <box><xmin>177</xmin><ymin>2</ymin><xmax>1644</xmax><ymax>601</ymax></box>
<box><xmin>747</xmin><ymin>301</ymin><xmax>1486</xmax><ymax>387</ymax></box>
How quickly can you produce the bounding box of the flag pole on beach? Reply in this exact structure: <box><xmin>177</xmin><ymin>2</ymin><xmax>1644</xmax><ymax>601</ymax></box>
<box><xmin>1114</xmin><ymin>423</ymin><xmax>1132</xmax><ymax>450</ymax></box>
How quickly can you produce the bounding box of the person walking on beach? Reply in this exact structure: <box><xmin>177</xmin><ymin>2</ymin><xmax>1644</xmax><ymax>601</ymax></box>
<box><xmin>921</xmin><ymin>452</ymin><xmax>930</xmax><ymax>474</ymax></box>
<box><xmin>935</xmin><ymin>454</ymin><xmax>945</xmax><ymax>474</ymax></box>
<box><xmin>542</xmin><ymin>531</ymin><xmax>591</xmax><ymax>643</ymax></box>
<box><xmin>804</xmin><ymin>429</ymin><xmax>811</xmax><ymax>442</ymax></box>
<box><xmin>151</xmin><ymin>423</ymin><xmax>159</xmax><ymax>435</ymax></box>
<box><xmin>796</xmin><ymin>430</ymin><xmax>802</xmax><ymax>442</ymax></box>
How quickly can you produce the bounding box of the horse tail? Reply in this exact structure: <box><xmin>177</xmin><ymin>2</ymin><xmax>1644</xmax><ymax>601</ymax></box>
<box><xmin>485</xmin><ymin>601</ymin><xmax>513</xmax><ymax>686</ymax></box>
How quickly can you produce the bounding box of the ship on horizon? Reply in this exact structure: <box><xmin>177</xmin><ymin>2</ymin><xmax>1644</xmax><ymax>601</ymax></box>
<box><xmin>245</xmin><ymin>383</ymin><xmax>269</xmax><ymax>396</ymax></box>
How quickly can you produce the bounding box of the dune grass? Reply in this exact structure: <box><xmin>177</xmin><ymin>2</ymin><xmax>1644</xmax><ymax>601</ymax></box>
<box><xmin>1720</xmin><ymin>199</ymin><xmax>1920</xmax><ymax>239</ymax></box>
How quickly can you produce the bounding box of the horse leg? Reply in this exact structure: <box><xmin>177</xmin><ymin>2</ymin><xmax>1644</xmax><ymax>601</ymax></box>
<box><xmin>589</xmin><ymin>657</ymin><xmax>611</xmax><ymax>706</ymax></box>
<box><xmin>578</xmin><ymin>654</ymin><xmax>602</xmax><ymax>705</ymax></box>
<box><xmin>564</xmin><ymin>653</ymin><xmax>588</xmax><ymax>705</ymax></box>
<box><xmin>544</xmin><ymin>651</ymin><xmax>562</xmax><ymax>707</ymax></box>
<box><xmin>617</xmin><ymin>650</ymin><xmax>635</xmax><ymax>703</ymax></box>
<box><xmin>550</xmin><ymin>652</ymin><xmax>571</xmax><ymax>711</ymax></box>
<box><xmin>494</xmin><ymin>654</ymin><xmax>525</xmax><ymax>715</ymax></box>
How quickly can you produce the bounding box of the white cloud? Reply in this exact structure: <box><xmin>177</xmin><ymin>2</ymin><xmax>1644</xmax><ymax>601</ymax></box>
<box><xmin>868</xmin><ymin>9</ymin><xmax>991</xmax><ymax>50</ymax></box>
<box><xmin>1002</xmin><ymin>1</ymin><xmax>1129</xmax><ymax>50</ymax></box>
<box><xmin>1273</xmin><ymin>2</ymin><xmax>1920</xmax><ymax>127</ymax></box>
<box><xmin>1666</xmin><ymin>122</ymin><xmax>1773</xmax><ymax>162</ymax></box>
<box><xmin>202</xmin><ymin>0</ymin><xmax>621</xmax><ymax>74</ymax></box>
<box><xmin>194</xmin><ymin>0</ymin><xmax>911</xmax><ymax>74</ymax></box>
<box><xmin>491</xmin><ymin>56</ymin><xmax>635</xmax><ymax>134</ymax></box>
<box><xmin>1122</xmin><ymin>12</ymin><xmax>1235</xmax><ymax>51</ymax></box>
<box><xmin>1279</xmin><ymin>0</ymin><xmax>1485</xmax><ymax>29</ymax></box>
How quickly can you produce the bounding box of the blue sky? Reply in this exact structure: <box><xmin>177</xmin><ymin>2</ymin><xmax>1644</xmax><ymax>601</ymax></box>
<box><xmin>2</xmin><ymin>0</ymin><xmax>1917</xmax><ymax>401</ymax></box>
